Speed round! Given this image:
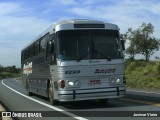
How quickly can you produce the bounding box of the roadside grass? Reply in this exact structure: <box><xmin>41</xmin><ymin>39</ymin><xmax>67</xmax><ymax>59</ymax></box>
<box><xmin>126</xmin><ymin>60</ymin><xmax>160</xmax><ymax>89</ymax></box>
<box><xmin>0</xmin><ymin>72</ymin><xmax>20</xmax><ymax>80</ymax></box>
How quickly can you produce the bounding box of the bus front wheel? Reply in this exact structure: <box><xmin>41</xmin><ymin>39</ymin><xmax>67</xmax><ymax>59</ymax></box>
<box><xmin>48</xmin><ymin>83</ymin><xmax>59</xmax><ymax>105</ymax></box>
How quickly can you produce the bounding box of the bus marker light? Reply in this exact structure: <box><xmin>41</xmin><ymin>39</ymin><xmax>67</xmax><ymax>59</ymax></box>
<box><xmin>60</xmin><ymin>80</ymin><xmax>65</xmax><ymax>88</ymax></box>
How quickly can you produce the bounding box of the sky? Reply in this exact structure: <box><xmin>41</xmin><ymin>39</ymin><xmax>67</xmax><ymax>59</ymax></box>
<box><xmin>0</xmin><ymin>0</ymin><xmax>160</xmax><ymax>67</ymax></box>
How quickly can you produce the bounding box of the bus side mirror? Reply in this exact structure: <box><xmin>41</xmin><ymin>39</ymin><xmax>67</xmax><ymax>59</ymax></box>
<box><xmin>120</xmin><ymin>34</ymin><xmax>125</xmax><ymax>51</ymax></box>
<box><xmin>121</xmin><ymin>40</ymin><xmax>125</xmax><ymax>50</ymax></box>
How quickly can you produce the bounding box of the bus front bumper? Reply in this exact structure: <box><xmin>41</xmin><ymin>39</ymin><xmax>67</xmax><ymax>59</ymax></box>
<box><xmin>58</xmin><ymin>86</ymin><xmax>126</xmax><ymax>102</ymax></box>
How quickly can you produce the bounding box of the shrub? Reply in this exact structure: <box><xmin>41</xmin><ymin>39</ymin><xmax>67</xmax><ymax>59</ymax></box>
<box><xmin>126</xmin><ymin>62</ymin><xmax>137</xmax><ymax>72</ymax></box>
<box><xmin>126</xmin><ymin>60</ymin><xmax>160</xmax><ymax>89</ymax></box>
<box><xmin>155</xmin><ymin>61</ymin><xmax>160</xmax><ymax>73</ymax></box>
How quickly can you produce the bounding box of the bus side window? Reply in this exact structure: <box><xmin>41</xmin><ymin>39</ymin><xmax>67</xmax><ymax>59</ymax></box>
<box><xmin>34</xmin><ymin>41</ymin><xmax>39</xmax><ymax>56</ymax></box>
<box><xmin>40</xmin><ymin>37</ymin><xmax>46</xmax><ymax>53</ymax></box>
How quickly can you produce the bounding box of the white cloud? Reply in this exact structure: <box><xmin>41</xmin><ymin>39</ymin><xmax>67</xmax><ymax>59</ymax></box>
<box><xmin>0</xmin><ymin>2</ymin><xmax>52</xmax><ymax>67</ymax></box>
<box><xmin>49</xmin><ymin>0</ymin><xmax>77</xmax><ymax>6</ymax></box>
<box><xmin>0</xmin><ymin>15</ymin><xmax>51</xmax><ymax>67</ymax></box>
<box><xmin>0</xmin><ymin>2</ymin><xmax>21</xmax><ymax>16</ymax></box>
<box><xmin>58</xmin><ymin>0</ymin><xmax>76</xmax><ymax>5</ymax></box>
<box><xmin>150</xmin><ymin>4</ymin><xmax>160</xmax><ymax>15</ymax></box>
<box><xmin>1</xmin><ymin>16</ymin><xmax>49</xmax><ymax>35</ymax></box>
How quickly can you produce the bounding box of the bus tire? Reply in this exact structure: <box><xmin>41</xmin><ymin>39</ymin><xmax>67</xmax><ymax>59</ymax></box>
<box><xmin>48</xmin><ymin>82</ymin><xmax>59</xmax><ymax>105</ymax></box>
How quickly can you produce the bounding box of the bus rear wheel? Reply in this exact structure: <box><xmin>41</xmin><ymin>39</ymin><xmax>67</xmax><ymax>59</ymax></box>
<box><xmin>48</xmin><ymin>83</ymin><xmax>59</xmax><ymax>105</ymax></box>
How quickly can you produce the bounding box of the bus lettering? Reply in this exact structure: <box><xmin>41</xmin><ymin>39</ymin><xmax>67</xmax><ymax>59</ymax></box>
<box><xmin>23</xmin><ymin>62</ymin><xmax>32</xmax><ymax>76</ymax></box>
<box><xmin>95</xmin><ymin>69</ymin><xmax>116</xmax><ymax>74</ymax></box>
<box><xmin>65</xmin><ymin>70</ymin><xmax>80</xmax><ymax>74</ymax></box>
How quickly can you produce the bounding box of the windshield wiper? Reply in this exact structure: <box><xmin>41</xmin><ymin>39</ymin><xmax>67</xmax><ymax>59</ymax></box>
<box><xmin>77</xmin><ymin>50</ymin><xmax>111</xmax><ymax>62</ymax></box>
<box><xmin>77</xmin><ymin>40</ymin><xmax>91</xmax><ymax>62</ymax></box>
<box><xmin>77</xmin><ymin>51</ymin><xmax>90</xmax><ymax>62</ymax></box>
<box><xmin>94</xmin><ymin>49</ymin><xmax>111</xmax><ymax>61</ymax></box>
<box><xmin>105</xmin><ymin>56</ymin><xmax>111</xmax><ymax>61</ymax></box>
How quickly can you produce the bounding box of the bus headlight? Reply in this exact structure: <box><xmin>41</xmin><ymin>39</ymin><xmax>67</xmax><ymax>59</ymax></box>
<box><xmin>110</xmin><ymin>78</ymin><xmax>122</xmax><ymax>85</ymax></box>
<box><xmin>68</xmin><ymin>81</ymin><xmax>74</xmax><ymax>86</ymax></box>
<box><xmin>116</xmin><ymin>78</ymin><xmax>121</xmax><ymax>84</ymax></box>
<box><xmin>67</xmin><ymin>80</ymin><xmax>80</xmax><ymax>87</ymax></box>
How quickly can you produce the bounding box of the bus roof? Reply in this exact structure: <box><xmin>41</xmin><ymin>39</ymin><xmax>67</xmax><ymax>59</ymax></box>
<box><xmin>22</xmin><ymin>19</ymin><xmax>119</xmax><ymax>51</ymax></box>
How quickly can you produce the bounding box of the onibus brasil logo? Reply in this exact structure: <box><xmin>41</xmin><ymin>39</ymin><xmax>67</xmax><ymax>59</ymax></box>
<box><xmin>23</xmin><ymin>62</ymin><xmax>32</xmax><ymax>76</ymax></box>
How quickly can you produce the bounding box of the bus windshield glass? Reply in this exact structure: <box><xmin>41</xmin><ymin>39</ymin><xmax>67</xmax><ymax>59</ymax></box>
<box><xmin>57</xmin><ymin>30</ymin><xmax>123</xmax><ymax>61</ymax></box>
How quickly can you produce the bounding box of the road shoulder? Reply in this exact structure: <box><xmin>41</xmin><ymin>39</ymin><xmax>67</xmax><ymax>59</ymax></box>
<box><xmin>0</xmin><ymin>103</ymin><xmax>13</xmax><ymax>120</ymax></box>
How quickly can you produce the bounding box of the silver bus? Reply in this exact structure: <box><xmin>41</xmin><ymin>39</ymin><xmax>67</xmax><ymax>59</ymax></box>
<box><xmin>21</xmin><ymin>19</ymin><xmax>126</xmax><ymax>105</ymax></box>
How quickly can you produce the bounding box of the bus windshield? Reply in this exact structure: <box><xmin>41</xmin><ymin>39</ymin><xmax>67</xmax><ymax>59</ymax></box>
<box><xmin>57</xmin><ymin>30</ymin><xmax>123</xmax><ymax>61</ymax></box>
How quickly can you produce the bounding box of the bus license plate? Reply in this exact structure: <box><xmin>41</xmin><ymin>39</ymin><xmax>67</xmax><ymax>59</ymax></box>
<box><xmin>89</xmin><ymin>80</ymin><xmax>101</xmax><ymax>85</ymax></box>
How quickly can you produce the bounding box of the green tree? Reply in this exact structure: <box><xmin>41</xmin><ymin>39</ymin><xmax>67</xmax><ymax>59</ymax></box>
<box><xmin>124</xmin><ymin>28</ymin><xmax>139</xmax><ymax>60</ymax></box>
<box><xmin>2</xmin><ymin>65</ymin><xmax>20</xmax><ymax>73</ymax></box>
<box><xmin>137</xmin><ymin>23</ymin><xmax>160</xmax><ymax>61</ymax></box>
<box><xmin>125</xmin><ymin>23</ymin><xmax>160</xmax><ymax>61</ymax></box>
<box><xmin>0</xmin><ymin>65</ymin><xmax>4</xmax><ymax>73</ymax></box>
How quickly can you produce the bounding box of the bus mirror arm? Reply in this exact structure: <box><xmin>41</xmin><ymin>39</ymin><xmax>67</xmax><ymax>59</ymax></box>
<box><xmin>121</xmin><ymin>40</ymin><xmax>125</xmax><ymax>51</ymax></box>
<box><xmin>49</xmin><ymin>43</ymin><xmax>56</xmax><ymax>63</ymax></box>
<box><xmin>120</xmin><ymin>34</ymin><xmax>125</xmax><ymax>51</ymax></box>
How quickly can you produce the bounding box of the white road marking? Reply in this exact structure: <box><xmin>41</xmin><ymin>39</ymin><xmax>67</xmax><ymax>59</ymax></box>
<box><xmin>2</xmin><ymin>80</ymin><xmax>88</xmax><ymax>120</ymax></box>
<box><xmin>127</xmin><ymin>90</ymin><xmax>160</xmax><ymax>95</ymax></box>
<box><xmin>0</xmin><ymin>104</ymin><xmax>5</xmax><ymax>111</ymax></box>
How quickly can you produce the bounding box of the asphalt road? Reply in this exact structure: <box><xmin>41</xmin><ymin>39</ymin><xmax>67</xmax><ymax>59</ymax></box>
<box><xmin>0</xmin><ymin>78</ymin><xmax>160</xmax><ymax>120</ymax></box>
